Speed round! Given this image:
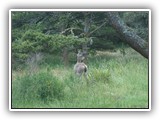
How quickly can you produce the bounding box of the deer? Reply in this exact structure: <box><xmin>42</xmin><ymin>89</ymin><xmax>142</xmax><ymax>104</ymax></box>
<box><xmin>74</xmin><ymin>50</ymin><xmax>88</xmax><ymax>84</ymax></box>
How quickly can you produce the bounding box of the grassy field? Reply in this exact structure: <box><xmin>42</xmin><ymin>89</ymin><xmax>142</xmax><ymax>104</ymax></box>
<box><xmin>12</xmin><ymin>48</ymin><xmax>149</xmax><ymax>109</ymax></box>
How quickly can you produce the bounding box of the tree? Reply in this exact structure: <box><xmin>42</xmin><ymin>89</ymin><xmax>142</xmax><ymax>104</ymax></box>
<box><xmin>106</xmin><ymin>12</ymin><xmax>149</xmax><ymax>59</ymax></box>
<box><xmin>12</xmin><ymin>11</ymin><xmax>149</xmax><ymax>68</ymax></box>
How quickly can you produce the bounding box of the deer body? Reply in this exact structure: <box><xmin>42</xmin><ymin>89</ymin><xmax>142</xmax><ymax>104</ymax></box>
<box><xmin>74</xmin><ymin>62</ymin><xmax>87</xmax><ymax>76</ymax></box>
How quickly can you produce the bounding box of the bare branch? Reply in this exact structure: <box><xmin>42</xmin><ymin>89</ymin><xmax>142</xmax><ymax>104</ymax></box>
<box><xmin>60</xmin><ymin>28</ymin><xmax>82</xmax><ymax>34</ymax></box>
<box><xmin>89</xmin><ymin>22</ymin><xmax>107</xmax><ymax>36</ymax></box>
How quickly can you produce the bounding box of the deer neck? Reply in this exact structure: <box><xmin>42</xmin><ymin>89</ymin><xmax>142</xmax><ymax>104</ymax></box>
<box><xmin>77</xmin><ymin>59</ymin><xmax>82</xmax><ymax>63</ymax></box>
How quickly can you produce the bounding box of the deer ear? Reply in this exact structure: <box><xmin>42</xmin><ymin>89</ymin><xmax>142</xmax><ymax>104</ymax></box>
<box><xmin>82</xmin><ymin>56</ymin><xmax>85</xmax><ymax>60</ymax></box>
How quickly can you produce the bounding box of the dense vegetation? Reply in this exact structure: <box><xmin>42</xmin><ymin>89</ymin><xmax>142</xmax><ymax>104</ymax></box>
<box><xmin>11</xmin><ymin>11</ymin><xmax>149</xmax><ymax>109</ymax></box>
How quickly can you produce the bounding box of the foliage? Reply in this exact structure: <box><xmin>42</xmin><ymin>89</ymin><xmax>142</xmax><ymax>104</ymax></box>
<box><xmin>12</xmin><ymin>70</ymin><xmax>65</xmax><ymax>105</ymax></box>
<box><xmin>11</xmin><ymin>11</ymin><xmax>149</xmax><ymax>108</ymax></box>
<box><xmin>90</xmin><ymin>68</ymin><xmax>110</xmax><ymax>83</ymax></box>
<box><xmin>12</xmin><ymin>48</ymin><xmax>148</xmax><ymax>108</ymax></box>
<box><xmin>122</xmin><ymin>12</ymin><xmax>149</xmax><ymax>40</ymax></box>
<box><xmin>11</xmin><ymin>11</ymin><xmax>149</xmax><ymax>65</ymax></box>
<box><xmin>12</xmin><ymin>30</ymin><xmax>86</xmax><ymax>63</ymax></box>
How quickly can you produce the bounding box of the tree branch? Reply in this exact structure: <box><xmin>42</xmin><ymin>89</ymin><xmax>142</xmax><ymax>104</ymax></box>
<box><xmin>60</xmin><ymin>28</ymin><xmax>82</xmax><ymax>35</ymax></box>
<box><xmin>89</xmin><ymin>22</ymin><xmax>107</xmax><ymax>36</ymax></box>
<box><xmin>106</xmin><ymin>12</ymin><xmax>149</xmax><ymax>59</ymax></box>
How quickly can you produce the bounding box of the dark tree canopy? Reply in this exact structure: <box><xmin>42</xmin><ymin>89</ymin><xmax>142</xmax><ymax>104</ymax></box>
<box><xmin>11</xmin><ymin>11</ymin><xmax>149</xmax><ymax>64</ymax></box>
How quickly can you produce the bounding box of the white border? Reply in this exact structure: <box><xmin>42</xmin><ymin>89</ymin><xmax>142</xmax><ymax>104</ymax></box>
<box><xmin>9</xmin><ymin>9</ymin><xmax>151</xmax><ymax>111</ymax></box>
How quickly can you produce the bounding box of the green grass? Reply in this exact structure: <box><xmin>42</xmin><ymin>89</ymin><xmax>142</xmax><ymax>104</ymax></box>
<box><xmin>12</xmin><ymin>48</ymin><xmax>149</xmax><ymax>108</ymax></box>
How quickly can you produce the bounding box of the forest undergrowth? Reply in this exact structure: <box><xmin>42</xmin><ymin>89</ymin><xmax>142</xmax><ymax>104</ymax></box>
<box><xmin>12</xmin><ymin>48</ymin><xmax>149</xmax><ymax>108</ymax></box>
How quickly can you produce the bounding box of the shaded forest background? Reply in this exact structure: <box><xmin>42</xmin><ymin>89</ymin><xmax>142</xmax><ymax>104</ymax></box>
<box><xmin>12</xmin><ymin>11</ymin><xmax>149</xmax><ymax>68</ymax></box>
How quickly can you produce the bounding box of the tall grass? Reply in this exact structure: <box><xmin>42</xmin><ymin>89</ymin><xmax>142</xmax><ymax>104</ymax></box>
<box><xmin>12</xmin><ymin>70</ymin><xmax>65</xmax><ymax>108</ymax></box>
<box><xmin>12</xmin><ymin>48</ymin><xmax>148</xmax><ymax>108</ymax></box>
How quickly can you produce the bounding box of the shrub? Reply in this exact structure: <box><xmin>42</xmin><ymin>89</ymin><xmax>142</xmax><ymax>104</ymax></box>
<box><xmin>12</xmin><ymin>70</ymin><xmax>65</xmax><ymax>104</ymax></box>
<box><xmin>12</xmin><ymin>30</ymin><xmax>87</xmax><ymax>65</ymax></box>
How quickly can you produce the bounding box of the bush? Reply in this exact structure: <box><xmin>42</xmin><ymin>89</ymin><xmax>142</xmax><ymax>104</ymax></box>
<box><xmin>12</xmin><ymin>70</ymin><xmax>65</xmax><ymax>104</ymax></box>
<box><xmin>12</xmin><ymin>30</ymin><xmax>87</xmax><ymax>65</ymax></box>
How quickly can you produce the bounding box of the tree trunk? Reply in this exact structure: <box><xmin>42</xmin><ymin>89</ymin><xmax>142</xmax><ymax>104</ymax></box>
<box><xmin>82</xmin><ymin>13</ymin><xmax>91</xmax><ymax>61</ymax></box>
<box><xmin>106</xmin><ymin>12</ymin><xmax>149</xmax><ymax>59</ymax></box>
<box><xmin>62</xmin><ymin>47</ymin><xmax>69</xmax><ymax>66</ymax></box>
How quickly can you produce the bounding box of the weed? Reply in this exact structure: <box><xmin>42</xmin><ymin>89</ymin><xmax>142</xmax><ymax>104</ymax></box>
<box><xmin>90</xmin><ymin>68</ymin><xmax>110</xmax><ymax>83</ymax></box>
<box><xmin>12</xmin><ymin>48</ymin><xmax>148</xmax><ymax>108</ymax></box>
<box><xmin>12</xmin><ymin>70</ymin><xmax>65</xmax><ymax>107</ymax></box>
